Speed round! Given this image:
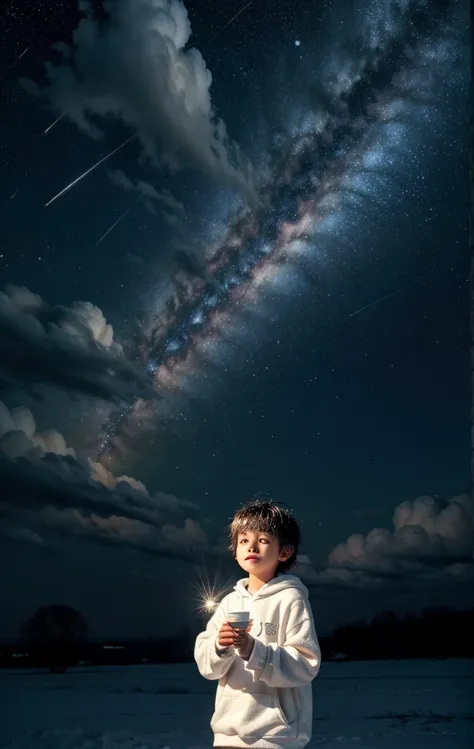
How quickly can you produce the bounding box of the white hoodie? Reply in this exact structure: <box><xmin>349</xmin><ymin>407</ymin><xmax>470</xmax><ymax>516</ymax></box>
<box><xmin>194</xmin><ymin>574</ymin><xmax>320</xmax><ymax>749</ymax></box>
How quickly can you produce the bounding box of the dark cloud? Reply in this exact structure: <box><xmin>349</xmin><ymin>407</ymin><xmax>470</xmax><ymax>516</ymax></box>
<box><xmin>0</xmin><ymin>285</ymin><xmax>156</xmax><ymax>404</ymax></box>
<box><xmin>2</xmin><ymin>393</ymin><xmax>471</xmax><ymax>608</ymax></box>
<box><xmin>0</xmin><ymin>401</ymin><xmax>219</xmax><ymax>560</ymax></box>
<box><xmin>108</xmin><ymin>168</ymin><xmax>185</xmax><ymax>218</ymax></box>
<box><xmin>172</xmin><ymin>249</ymin><xmax>217</xmax><ymax>286</ymax></box>
<box><xmin>0</xmin><ymin>400</ymin><xmax>217</xmax><ymax>564</ymax></box>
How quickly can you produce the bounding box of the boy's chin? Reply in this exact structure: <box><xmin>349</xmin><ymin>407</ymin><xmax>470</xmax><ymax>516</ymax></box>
<box><xmin>240</xmin><ymin>560</ymin><xmax>261</xmax><ymax>574</ymax></box>
<box><xmin>240</xmin><ymin>560</ymin><xmax>275</xmax><ymax>576</ymax></box>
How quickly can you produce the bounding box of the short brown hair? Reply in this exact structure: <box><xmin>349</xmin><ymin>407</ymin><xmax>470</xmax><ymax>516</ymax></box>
<box><xmin>229</xmin><ymin>498</ymin><xmax>301</xmax><ymax>573</ymax></box>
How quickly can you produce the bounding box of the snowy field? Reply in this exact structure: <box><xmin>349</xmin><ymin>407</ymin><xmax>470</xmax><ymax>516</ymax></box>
<box><xmin>1</xmin><ymin>660</ymin><xmax>473</xmax><ymax>749</ymax></box>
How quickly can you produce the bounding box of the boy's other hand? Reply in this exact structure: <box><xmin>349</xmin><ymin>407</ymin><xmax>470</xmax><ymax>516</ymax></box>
<box><xmin>235</xmin><ymin>631</ymin><xmax>254</xmax><ymax>660</ymax></box>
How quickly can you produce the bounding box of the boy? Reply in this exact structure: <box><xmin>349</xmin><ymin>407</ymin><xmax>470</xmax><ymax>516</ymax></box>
<box><xmin>195</xmin><ymin>499</ymin><xmax>320</xmax><ymax>749</ymax></box>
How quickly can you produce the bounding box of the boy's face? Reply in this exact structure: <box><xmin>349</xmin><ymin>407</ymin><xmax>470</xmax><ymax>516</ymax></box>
<box><xmin>235</xmin><ymin>529</ymin><xmax>293</xmax><ymax>579</ymax></box>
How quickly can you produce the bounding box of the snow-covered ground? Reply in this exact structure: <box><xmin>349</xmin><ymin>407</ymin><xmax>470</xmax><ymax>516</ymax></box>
<box><xmin>1</xmin><ymin>659</ymin><xmax>473</xmax><ymax>748</ymax></box>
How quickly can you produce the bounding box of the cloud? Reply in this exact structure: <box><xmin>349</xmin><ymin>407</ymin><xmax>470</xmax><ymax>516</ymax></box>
<box><xmin>0</xmin><ymin>285</ymin><xmax>156</xmax><ymax>404</ymax></box>
<box><xmin>0</xmin><ymin>401</ymin><xmax>213</xmax><ymax>562</ymax></box>
<box><xmin>2</xmin><ymin>526</ymin><xmax>45</xmax><ymax>547</ymax></box>
<box><xmin>329</xmin><ymin>495</ymin><xmax>474</xmax><ymax>571</ymax></box>
<box><xmin>0</xmin><ymin>402</ymin><xmax>74</xmax><ymax>460</ymax></box>
<box><xmin>108</xmin><ymin>168</ymin><xmax>185</xmax><ymax>218</ymax></box>
<box><xmin>25</xmin><ymin>0</ymin><xmax>253</xmax><ymax>195</ymax></box>
<box><xmin>297</xmin><ymin>493</ymin><xmax>474</xmax><ymax>595</ymax></box>
<box><xmin>162</xmin><ymin>517</ymin><xmax>207</xmax><ymax>546</ymax></box>
<box><xmin>2</xmin><ymin>390</ymin><xmax>470</xmax><ymax>604</ymax></box>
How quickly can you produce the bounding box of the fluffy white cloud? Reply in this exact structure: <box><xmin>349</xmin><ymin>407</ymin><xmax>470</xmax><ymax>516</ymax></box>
<box><xmin>0</xmin><ymin>402</ymin><xmax>75</xmax><ymax>460</ymax></box>
<box><xmin>329</xmin><ymin>494</ymin><xmax>474</xmax><ymax>571</ymax></box>
<box><xmin>296</xmin><ymin>493</ymin><xmax>474</xmax><ymax>595</ymax></box>
<box><xmin>25</xmin><ymin>0</ymin><xmax>253</xmax><ymax>195</ymax></box>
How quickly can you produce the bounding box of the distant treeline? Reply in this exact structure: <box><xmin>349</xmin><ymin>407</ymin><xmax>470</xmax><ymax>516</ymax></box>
<box><xmin>0</xmin><ymin>629</ymin><xmax>195</xmax><ymax>670</ymax></box>
<box><xmin>321</xmin><ymin>607</ymin><xmax>474</xmax><ymax>660</ymax></box>
<box><xmin>1</xmin><ymin>606</ymin><xmax>473</xmax><ymax>669</ymax></box>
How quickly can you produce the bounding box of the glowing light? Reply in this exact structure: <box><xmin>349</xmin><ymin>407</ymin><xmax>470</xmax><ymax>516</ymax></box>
<box><xmin>193</xmin><ymin>566</ymin><xmax>234</xmax><ymax>616</ymax></box>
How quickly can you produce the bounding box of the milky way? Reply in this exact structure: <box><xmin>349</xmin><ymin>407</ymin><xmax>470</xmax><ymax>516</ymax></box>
<box><xmin>100</xmin><ymin>0</ymin><xmax>462</xmax><ymax>458</ymax></box>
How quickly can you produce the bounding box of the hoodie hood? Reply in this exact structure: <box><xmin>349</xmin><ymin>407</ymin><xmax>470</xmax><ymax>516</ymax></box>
<box><xmin>234</xmin><ymin>573</ymin><xmax>308</xmax><ymax>602</ymax></box>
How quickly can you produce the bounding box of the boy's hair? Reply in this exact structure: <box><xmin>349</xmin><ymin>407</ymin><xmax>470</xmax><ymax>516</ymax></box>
<box><xmin>229</xmin><ymin>498</ymin><xmax>301</xmax><ymax>573</ymax></box>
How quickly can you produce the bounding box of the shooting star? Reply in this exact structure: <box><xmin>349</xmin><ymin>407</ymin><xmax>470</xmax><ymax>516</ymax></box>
<box><xmin>93</xmin><ymin>199</ymin><xmax>138</xmax><ymax>248</ymax></box>
<box><xmin>17</xmin><ymin>46</ymin><xmax>32</xmax><ymax>61</ymax></box>
<box><xmin>349</xmin><ymin>286</ymin><xmax>404</xmax><ymax>318</ymax></box>
<box><xmin>349</xmin><ymin>264</ymin><xmax>454</xmax><ymax>319</ymax></box>
<box><xmin>211</xmin><ymin>0</ymin><xmax>255</xmax><ymax>42</ymax></box>
<box><xmin>44</xmin><ymin>114</ymin><xmax>64</xmax><ymax>135</ymax></box>
<box><xmin>7</xmin><ymin>44</ymin><xmax>33</xmax><ymax>70</ymax></box>
<box><xmin>0</xmin><ymin>188</ymin><xmax>20</xmax><ymax>212</ymax></box>
<box><xmin>45</xmin><ymin>133</ymin><xmax>137</xmax><ymax>207</ymax></box>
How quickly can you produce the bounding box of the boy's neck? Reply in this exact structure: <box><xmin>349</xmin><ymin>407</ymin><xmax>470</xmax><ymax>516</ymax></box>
<box><xmin>247</xmin><ymin>570</ymin><xmax>278</xmax><ymax>595</ymax></box>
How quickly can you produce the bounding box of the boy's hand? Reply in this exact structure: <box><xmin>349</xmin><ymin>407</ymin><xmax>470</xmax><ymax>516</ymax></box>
<box><xmin>217</xmin><ymin>622</ymin><xmax>238</xmax><ymax>649</ymax></box>
<box><xmin>217</xmin><ymin>621</ymin><xmax>253</xmax><ymax>649</ymax></box>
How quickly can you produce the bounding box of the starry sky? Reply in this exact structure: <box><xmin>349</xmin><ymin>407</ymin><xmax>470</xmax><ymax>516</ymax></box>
<box><xmin>0</xmin><ymin>0</ymin><xmax>472</xmax><ymax>640</ymax></box>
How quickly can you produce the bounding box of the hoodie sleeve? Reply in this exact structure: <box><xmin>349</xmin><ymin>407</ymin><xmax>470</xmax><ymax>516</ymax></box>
<box><xmin>244</xmin><ymin>597</ymin><xmax>320</xmax><ymax>688</ymax></box>
<box><xmin>194</xmin><ymin>603</ymin><xmax>237</xmax><ymax>680</ymax></box>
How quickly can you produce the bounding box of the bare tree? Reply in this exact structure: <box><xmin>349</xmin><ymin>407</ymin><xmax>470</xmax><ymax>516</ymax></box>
<box><xmin>21</xmin><ymin>604</ymin><xmax>87</xmax><ymax>673</ymax></box>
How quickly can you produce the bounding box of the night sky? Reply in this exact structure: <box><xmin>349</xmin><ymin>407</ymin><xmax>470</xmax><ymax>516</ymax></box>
<box><xmin>0</xmin><ymin>0</ymin><xmax>471</xmax><ymax>640</ymax></box>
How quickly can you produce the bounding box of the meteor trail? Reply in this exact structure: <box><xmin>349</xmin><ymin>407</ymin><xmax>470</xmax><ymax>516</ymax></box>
<box><xmin>0</xmin><ymin>188</ymin><xmax>20</xmax><ymax>212</ymax></box>
<box><xmin>17</xmin><ymin>46</ymin><xmax>31</xmax><ymax>61</ymax></box>
<box><xmin>44</xmin><ymin>114</ymin><xmax>64</xmax><ymax>135</ymax></box>
<box><xmin>211</xmin><ymin>0</ymin><xmax>255</xmax><ymax>41</ymax></box>
<box><xmin>348</xmin><ymin>286</ymin><xmax>404</xmax><ymax>318</ymax></box>
<box><xmin>45</xmin><ymin>133</ymin><xmax>137</xmax><ymax>207</ymax></box>
<box><xmin>349</xmin><ymin>266</ymin><xmax>450</xmax><ymax>319</ymax></box>
<box><xmin>93</xmin><ymin>201</ymin><xmax>136</xmax><ymax>248</ymax></box>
